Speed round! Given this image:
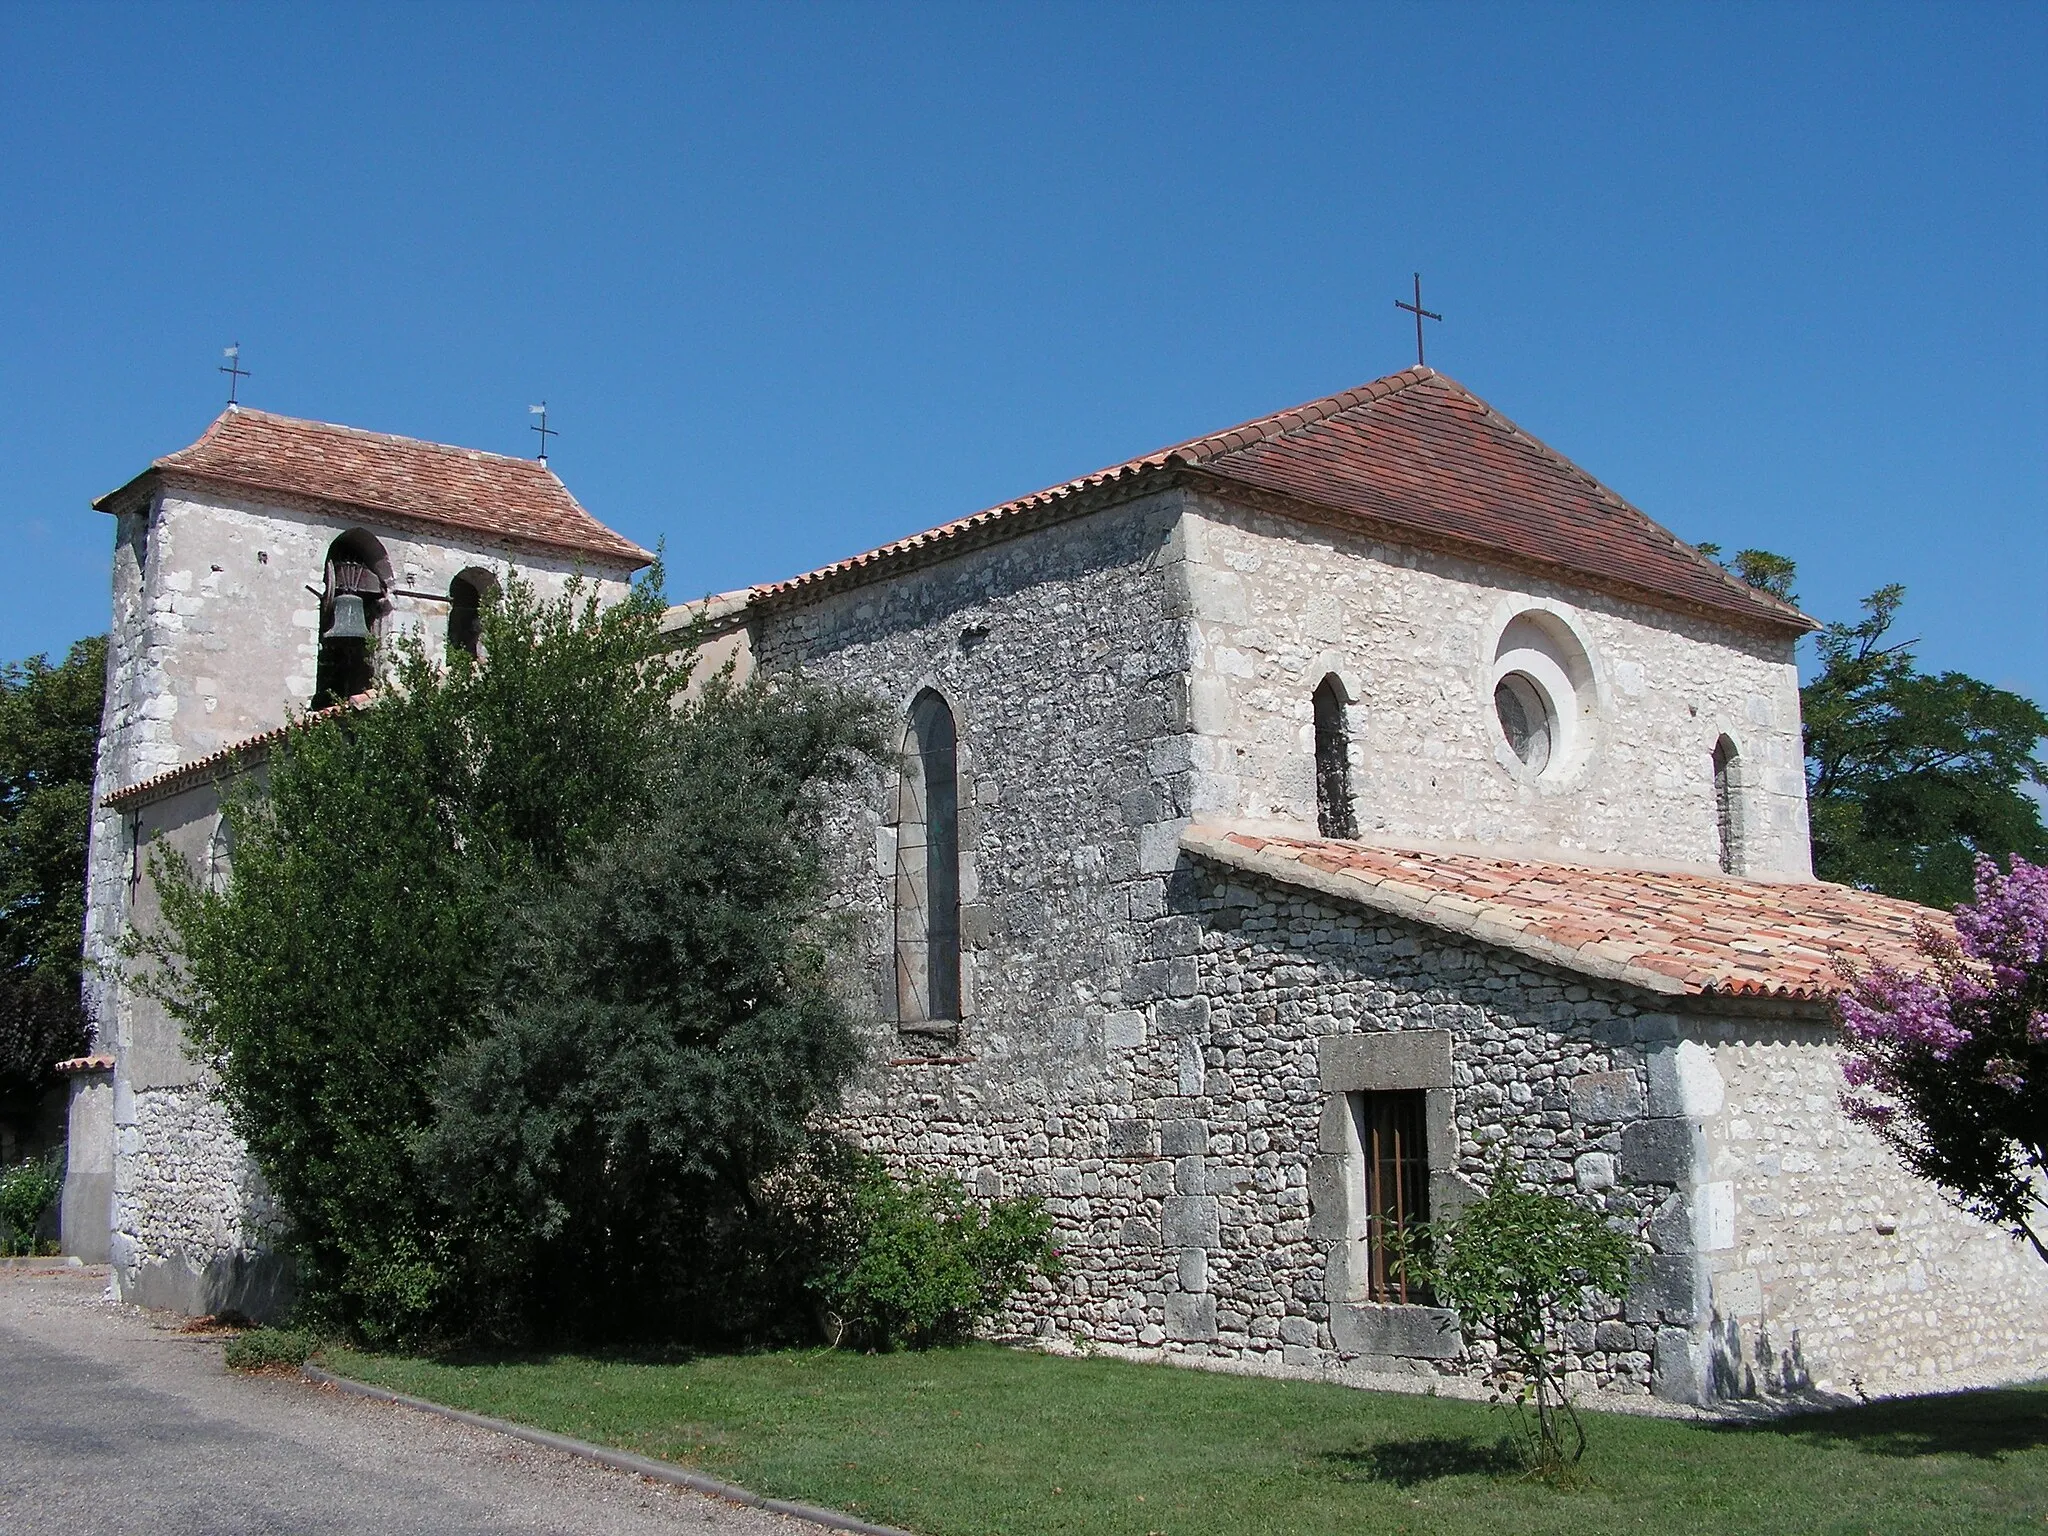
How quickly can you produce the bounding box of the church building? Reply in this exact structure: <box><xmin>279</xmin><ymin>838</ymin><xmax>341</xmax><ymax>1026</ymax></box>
<box><xmin>68</xmin><ymin>368</ymin><xmax>2048</xmax><ymax>1405</ymax></box>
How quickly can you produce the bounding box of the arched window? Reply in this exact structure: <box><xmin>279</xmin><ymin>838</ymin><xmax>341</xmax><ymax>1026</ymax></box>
<box><xmin>1314</xmin><ymin>674</ymin><xmax>1357</xmax><ymax>839</ymax></box>
<box><xmin>313</xmin><ymin>531</ymin><xmax>389</xmax><ymax>707</ymax></box>
<box><xmin>205</xmin><ymin>815</ymin><xmax>234</xmax><ymax>894</ymax></box>
<box><xmin>446</xmin><ymin>569</ymin><xmax>495</xmax><ymax>660</ymax></box>
<box><xmin>1712</xmin><ymin>736</ymin><xmax>1742</xmax><ymax>874</ymax></box>
<box><xmin>895</xmin><ymin>690</ymin><xmax>961</xmax><ymax>1025</ymax></box>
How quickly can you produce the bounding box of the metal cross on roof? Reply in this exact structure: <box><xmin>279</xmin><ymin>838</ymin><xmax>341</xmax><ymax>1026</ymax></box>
<box><xmin>529</xmin><ymin>401</ymin><xmax>556</xmax><ymax>464</ymax></box>
<box><xmin>219</xmin><ymin>343</ymin><xmax>250</xmax><ymax>407</ymax></box>
<box><xmin>1394</xmin><ymin>274</ymin><xmax>1442</xmax><ymax>367</ymax></box>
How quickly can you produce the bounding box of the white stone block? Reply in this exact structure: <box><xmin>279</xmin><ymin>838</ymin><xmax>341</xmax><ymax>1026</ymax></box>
<box><xmin>1699</xmin><ymin>1181</ymin><xmax>1736</xmax><ymax>1251</ymax></box>
<box><xmin>1717</xmin><ymin>1268</ymin><xmax>1763</xmax><ymax>1317</ymax></box>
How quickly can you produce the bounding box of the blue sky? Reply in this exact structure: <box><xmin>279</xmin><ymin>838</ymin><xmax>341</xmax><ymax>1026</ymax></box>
<box><xmin>4</xmin><ymin>4</ymin><xmax>2042</xmax><ymax>703</ymax></box>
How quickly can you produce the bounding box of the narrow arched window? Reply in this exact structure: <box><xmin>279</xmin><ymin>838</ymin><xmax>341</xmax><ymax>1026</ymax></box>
<box><xmin>1713</xmin><ymin>736</ymin><xmax>1742</xmax><ymax>874</ymax></box>
<box><xmin>895</xmin><ymin>691</ymin><xmax>961</xmax><ymax>1025</ymax></box>
<box><xmin>1314</xmin><ymin>675</ymin><xmax>1357</xmax><ymax>839</ymax></box>
<box><xmin>205</xmin><ymin>814</ymin><xmax>234</xmax><ymax>894</ymax></box>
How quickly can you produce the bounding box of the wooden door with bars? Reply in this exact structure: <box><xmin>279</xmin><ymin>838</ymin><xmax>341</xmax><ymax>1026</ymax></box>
<box><xmin>1359</xmin><ymin>1090</ymin><xmax>1431</xmax><ymax>1303</ymax></box>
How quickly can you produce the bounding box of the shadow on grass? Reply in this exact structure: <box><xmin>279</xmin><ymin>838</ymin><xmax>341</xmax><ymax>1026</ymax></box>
<box><xmin>1715</xmin><ymin>1386</ymin><xmax>2048</xmax><ymax>1463</ymax></box>
<box><xmin>1325</xmin><ymin>1434</ymin><xmax>1525</xmax><ymax>1486</ymax></box>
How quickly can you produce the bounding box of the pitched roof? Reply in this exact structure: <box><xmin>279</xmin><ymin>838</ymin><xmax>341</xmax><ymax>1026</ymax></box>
<box><xmin>96</xmin><ymin>408</ymin><xmax>651</xmax><ymax>567</ymax></box>
<box><xmin>1183</xmin><ymin>825</ymin><xmax>1938</xmax><ymax>1005</ymax></box>
<box><xmin>759</xmin><ymin>369</ymin><xmax>1811</xmax><ymax>634</ymax></box>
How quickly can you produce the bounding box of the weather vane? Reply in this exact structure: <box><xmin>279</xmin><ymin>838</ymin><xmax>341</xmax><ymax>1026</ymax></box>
<box><xmin>529</xmin><ymin>401</ymin><xmax>556</xmax><ymax>464</ymax></box>
<box><xmin>220</xmin><ymin>342</ymin><xmax>250</xmax><ymax>407</ymax></box>
<box><xmin>1394</xmin><ymin>274</ymin><xmax>1442</xmax><ymax>368</ymax></box>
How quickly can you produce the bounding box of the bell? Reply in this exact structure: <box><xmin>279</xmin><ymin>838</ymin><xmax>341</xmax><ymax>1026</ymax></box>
<box><xmin>323</xmin><ymin>593</ymin><xmax>369</xmax><ymax>641</ymax></box>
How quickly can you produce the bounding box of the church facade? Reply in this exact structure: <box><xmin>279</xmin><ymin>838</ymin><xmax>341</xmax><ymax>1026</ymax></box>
<box><xmin>69</xmin><ymin>370</ymin><xmax>2048</xmax><ymax>1403</ymax></box>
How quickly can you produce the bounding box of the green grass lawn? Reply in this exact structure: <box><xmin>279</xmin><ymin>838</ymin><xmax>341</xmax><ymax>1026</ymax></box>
<box><xmin>322</xmin><ymin>1342</ymin><xmax>2048</xmax><ymax>1535</ymax></box>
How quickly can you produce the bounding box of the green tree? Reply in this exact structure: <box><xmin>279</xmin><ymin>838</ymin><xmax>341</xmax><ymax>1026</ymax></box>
<box><xmin>1402</xmin><ymin>1160</ymin><xmax>1637</xmax><ymax>1480</ymax></box>
<box><xmin>422</xmin><ymin>669</ymin><xmax>886</xmax><ymax>1343</ymax></box>
<box><xmin>1696</xmin><ymin>544</ymin><xmax>1799</xmax><ymax>605</ymax></box>
<box><xmin>1804</xmin><ymin>586</ymin><xmax>2047</xmax><ymax>906</ymax></box>
<box><xmin>0</xmin><ymin>636</ymin><xmax>105</xmax><ymax>1103</ymax></box>
<box><xmin>139</xmin><ymin>572</ymin><xmax>688</xmax><ymax>1343</ymax></box>
<box><xmin>1702</xmin><ymin>547</ymin><xmax>2047</xmax><ymax>907</ymax></box>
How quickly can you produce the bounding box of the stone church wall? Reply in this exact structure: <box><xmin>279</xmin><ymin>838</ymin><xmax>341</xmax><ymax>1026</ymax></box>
<box><xmin>1150</xmin><ymin>864</ymin><xmax>1684</xmax><ymax>1394</ymax></box>
<box><xmin>1695</xmin><ymin>1021</ymin><xmax>2048</xmax><ymax>1398</ymax></box>
<box><xmin>101</xmin><ymin>777</ymin><xmax>289</xmax><ymax>1316</ymax></box>
<box><xmin>1177</xmin><ymin>495</ymin><xmax>1812</xmax><ymax>878</ymax></box>
<box><xmin>759</xmin><ymin>494</ymin><xmax>1712</xmax><ymax>1398</ymax></box>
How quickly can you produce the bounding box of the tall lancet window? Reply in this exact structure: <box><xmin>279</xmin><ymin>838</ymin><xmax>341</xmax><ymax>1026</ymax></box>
<box><xmin>896</xmin><ymin>691</ymin><xmax>961</xmax><ymax>1025</ymax></box>
<box><xmin>1314</xmin><ymin>675</ymin><xmax>1357</xmax><ymax>839</ymax></box>
<box><xmin>1712</xmin><ymin>735</ymin><xmax>1742</xmax><ymax>874</ymax></box>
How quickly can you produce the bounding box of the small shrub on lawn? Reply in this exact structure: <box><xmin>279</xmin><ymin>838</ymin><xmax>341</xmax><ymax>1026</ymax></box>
<box><xmin>224</xmin><ymin>1327</ymin><xmax>320</xmax><ymax>1372</ymax></box>
<box><xmin>1398</xmin><ymin>1153</ymin><xmax>1638</xmax><ymax>1483</ymax></box>
<box><xmin>821</xmin><ymin>1157</ymin><xmax>1059</xmax><ymax>1350</ymax></box>
<box><xmin>0</xmin><ymin>1153</ymin><xmax>62</xmax><ymax>1256</ymax></box>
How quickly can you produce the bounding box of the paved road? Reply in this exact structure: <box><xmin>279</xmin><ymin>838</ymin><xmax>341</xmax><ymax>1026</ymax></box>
<box><xmin>0</xmin><ymin>1267</ymin><xmax>807</xmax><ymax>1535</ymax></box>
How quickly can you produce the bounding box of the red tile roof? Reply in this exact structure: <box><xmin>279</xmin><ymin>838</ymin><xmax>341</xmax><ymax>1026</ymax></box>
<box><xmin>1183</xmin><ymin>825</ymin><xmax>1939</xmax><ymax>1004</ymax></box>
<box><xmin>53</xmin><ymin>1054</ymin><xmax>116</xmax><ymax>1075</ymax></box>
<box><xmin>96</xmin><ymin>409</ymin><xmax>651</xmax><ymax>567</ymax></box>
<box><xmin>759</xmin><ymin>369</ymin><xmax>1811</xmax><ymax>634</ymax></box>
<box><xmin>100</xmin><ymin>700</ymin><xmax>359</xmax><ymax>812</ymax></box>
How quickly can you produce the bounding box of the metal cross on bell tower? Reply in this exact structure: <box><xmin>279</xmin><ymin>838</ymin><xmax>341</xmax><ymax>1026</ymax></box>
<box><xmin>220</xmin><ymin>343</ymin><xmax>251</xmax><ymax>407</ymax></box>
<box><xmin>1393</xmin><ymin>274</ymin><xmax>1442</xmax><ymax>368</ymax></box>
<box><xmin>529</xmin><ymin>401</ymin><xmax>556</xmax><ymax>464</ymax></box>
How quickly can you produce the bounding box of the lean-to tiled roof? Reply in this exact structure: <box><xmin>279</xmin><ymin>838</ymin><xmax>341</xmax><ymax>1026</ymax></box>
<box><xmin>758</xmin><ymin>369</ymin><xmax>1811</xmax><ymax>634</ymax></box>
<box><xmin>100</xmin><ymin>701</ymin><xmax>358</xmax><ymax>813</ymax></box>
<box><xmin>95</xmin><ymin>408</ymin><xmax>651</xmax><ymax>567</ymax></box>
<box><xmin>1184</xmin><ymin>825</ymin><xmax>1938</xmax><ymax>1004</ymax></box>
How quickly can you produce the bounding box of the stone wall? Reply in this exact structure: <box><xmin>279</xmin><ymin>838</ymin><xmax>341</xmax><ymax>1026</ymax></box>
<box><xmin>753</xmin><ymin>493</ymin><xmax>1720</xmax><ymax>1394</ymax></box>
<box><xmin>1697</xmin><ymin>1021</ymin><xmax>2048</xmax><ymax>1397</ymax></box>
<box><xmin>1177</xmin><ymin>496</ymin><xmax>1812</xmax><ymax>878</ymax></box>
<box><xmin>1154</xmin><ymin>861</ymin><xmax>1683</xmax><ymax>1393</ymax></box>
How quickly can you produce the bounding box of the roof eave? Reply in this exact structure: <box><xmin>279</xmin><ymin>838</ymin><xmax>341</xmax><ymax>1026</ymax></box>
<box><xmin>99</xmin><ymin>466</ymin><xmax>651</xmax><ymax>570</ymax></box>
<box><xmin>749</xmin><ymin>460</ymin><xmax>1185</xmax><ymax>613</ymax></box>
<box><xmin>1179</xmin><ymin>824</ymin><xmax>1838</xmax><ymax>1016</ymax></box>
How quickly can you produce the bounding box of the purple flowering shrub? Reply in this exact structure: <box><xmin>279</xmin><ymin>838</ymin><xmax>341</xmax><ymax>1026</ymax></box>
<box><xmin>1839</xmin><ymin>856</ymin><xmax>2048</xmax><ymax>1262</ymax></box>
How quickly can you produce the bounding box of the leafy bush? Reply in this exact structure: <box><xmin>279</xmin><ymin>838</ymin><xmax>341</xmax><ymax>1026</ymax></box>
<box><xmin>421</xmin><ymin>669</ymin><xmax>886</xmax><ymax>1343</ymax></box>
<box><xmin>1840</xmin><ymin>855</ymin><xmax>2048</xmax><ymax>1262</ymax></box>
<box><xmin>821</xmin><ymin>1157</ymin><xmax>1059</xmax><ymax>1350</ymax></box>
<box><xmin>0</xmin><ymin>1153</ymin><xmax>62</xmax><ymax>1256</ymax></box>
<box><xmin>140</xmin><ymin>566</ymin><xmax>890</xmax><ymax>1349</ymax></box>
<box><xmin>138</xmin><ymin>569</ymin><xmax>694</xmax><ymax>1345</ymax></box>
<box><xmin>224</xmin><ymin>1327</ymin><xmax>319</xmax><ymax>1372</ymax></box>
<box><xmin>1401</xmin><ymin>1157</ymin><xmax>1637</xmax><ymax>1481</ymax></box>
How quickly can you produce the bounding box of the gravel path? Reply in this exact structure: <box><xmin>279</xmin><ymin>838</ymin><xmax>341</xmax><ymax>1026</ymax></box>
<box><xmin>0</xmin><ymin>1266</ymin><xmax>809</xmax><ymax>1535</ymax></box>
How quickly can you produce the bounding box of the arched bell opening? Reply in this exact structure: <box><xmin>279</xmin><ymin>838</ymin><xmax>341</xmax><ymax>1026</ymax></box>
<box><xmin>314</xmin><ymin>530</ymin><xmax>391</xmax><ymax>708</ymax></box>
<box><xmin>446</xmin><ymin>567</ymin><xmax>498</xmax><ymax>661</ymax></box>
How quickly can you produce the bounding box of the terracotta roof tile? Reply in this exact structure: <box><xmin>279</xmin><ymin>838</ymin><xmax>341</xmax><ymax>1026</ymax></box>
<box><xmin>1183</xmin><ymin>826</ymin><xmax>1939</xmax><ymax>1004</ymax></box>
<box><xmin>96</xmin><ymin>409</ymin><xmax>651</xmax><ymax>567</ymax></box>
<box><xmin>756</xmin><ymin>369</ymin><xmax>1810</xmax><ymax>634</ymax></box>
